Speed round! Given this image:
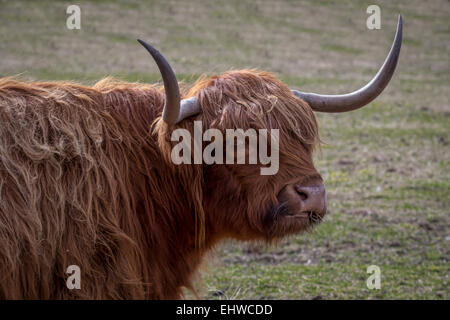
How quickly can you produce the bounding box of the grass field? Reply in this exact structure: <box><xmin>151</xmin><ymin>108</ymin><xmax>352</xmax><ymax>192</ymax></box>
<box><xmin>0</xmin><ymin>0</ymin><xmax>448</xmax><ymax>299</ymax></box>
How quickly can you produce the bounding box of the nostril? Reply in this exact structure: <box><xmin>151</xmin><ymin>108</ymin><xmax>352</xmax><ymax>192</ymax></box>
<box><xmin>296</xmin><ymin>190</ymin><xmax>308</xmax><ymax>201</ymax></box>
<box><xmin>294</xmin><ymin>183</ymin><xmax>326</xmax><ymax>211</ymax></box>
<box><xmin>294</xmin><ymin>186</ymin><xmax>309</xmax><ymax>201</ymax></box>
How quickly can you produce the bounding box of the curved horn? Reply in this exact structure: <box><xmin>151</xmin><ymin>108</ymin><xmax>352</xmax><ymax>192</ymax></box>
<box><xmin>292</xmin><ymin>15</ymin><xmax>403</xmax><ymax>113</ymax></box>
<box><xmin>137</xmin><ymin>40</ymin><xmax>201</xmax><ymax>124</ymax></box>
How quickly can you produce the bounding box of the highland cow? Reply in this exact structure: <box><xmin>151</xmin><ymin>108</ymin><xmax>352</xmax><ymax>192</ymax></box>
<box><xmin>0</xmin><ymin>17</ymin><xmax>402</xmax><ymax>299</ymax></box>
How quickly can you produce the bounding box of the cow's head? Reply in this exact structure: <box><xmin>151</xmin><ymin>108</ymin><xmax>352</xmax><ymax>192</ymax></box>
<box><xmin>139</xmin><ymin>16</ymin><xmax>402</xmax><ymax>242</ymax></box>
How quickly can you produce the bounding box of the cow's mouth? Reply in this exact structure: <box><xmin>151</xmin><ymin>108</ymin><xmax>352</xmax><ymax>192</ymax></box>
<box><xmin>279</xmin><ymin>209</ymin><xmax>324</xmax><ymax>226</ymax></box>
<box><xmin>308</xmin><ymin>211</ymin><xmax>324</xmax><ymax>225</ymax></box>
<box><xmin>264</xmin><ymin>202</ymin><xmax>325</xmax><ymax>239</ymax></box>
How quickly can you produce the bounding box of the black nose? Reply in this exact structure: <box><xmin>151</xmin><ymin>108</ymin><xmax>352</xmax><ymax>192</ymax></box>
<box><xmin>295</xmin><ymin>183</ymin><xmax>327</xmax><ymax>216</ymax></box>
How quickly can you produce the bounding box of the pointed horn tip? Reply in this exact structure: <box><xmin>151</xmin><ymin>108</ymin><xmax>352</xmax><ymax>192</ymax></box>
<box><xmin>395</xmin><ymin>15</ymin><xmax>403</xmax><ymax>42</ymax></box>
<box><xmin>137</xmin><ymin>39</ymin><xmax>146</xmax><ymax>47</ymax></box>
<box><xmin>397</xmin><ymin>15</ymin><xmax>403</xmax><ymax>32</ymax></box>
<box><xmin>137</xmin><ymin>39</ymin><xmax>160</xmax><ymax>55</ymax></box>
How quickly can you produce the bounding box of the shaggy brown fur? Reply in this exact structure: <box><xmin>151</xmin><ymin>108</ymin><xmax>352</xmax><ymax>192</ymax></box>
<box><xmin>0</xmin><ymin>70</ymin><xmax>320</xmax><ymax>299</ymax></box>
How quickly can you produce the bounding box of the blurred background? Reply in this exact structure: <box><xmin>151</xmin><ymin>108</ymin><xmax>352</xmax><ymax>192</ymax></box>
<box><xmin>0</xmin><ymin>0</ymin><xmax>448</xmax><ymax>299</ymax></box>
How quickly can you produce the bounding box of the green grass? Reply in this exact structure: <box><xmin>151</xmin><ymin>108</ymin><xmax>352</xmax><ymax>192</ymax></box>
<box><xmin>321</xmin><ymin>43</ymin><xmax>364</xmax><ymax>55</ymax></box>
<box><xmin>202</xmin><ymin>262</ymin><xmax>447</xmax><ymax>299</ymax></box>
<box><xmin>1</xmin><ymin>0</ymin><xmax>449</xmax><ymax>299</ymax></box>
